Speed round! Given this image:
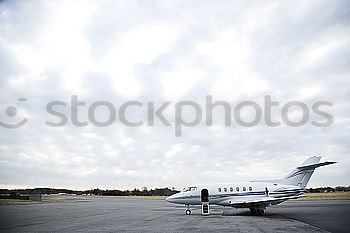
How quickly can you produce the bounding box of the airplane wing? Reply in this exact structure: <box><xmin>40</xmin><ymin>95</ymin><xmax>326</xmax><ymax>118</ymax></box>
<box><xmin>218</xmin><ymin>195</ymin><xmax>304</xmax><ymax>208</ymax></box>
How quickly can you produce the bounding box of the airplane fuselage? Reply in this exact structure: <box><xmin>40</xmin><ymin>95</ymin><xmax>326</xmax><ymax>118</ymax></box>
<box><xmin>166</xmin><ymin>182</ymin><xmax>305</xmax><ymax>207</ymax></box>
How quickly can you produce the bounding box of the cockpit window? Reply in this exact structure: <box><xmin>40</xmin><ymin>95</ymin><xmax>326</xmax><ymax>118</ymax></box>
<box><xmin>183</xmin><ymin>186</ymin><xmax>197</xmax><ymax>192</ymax></box>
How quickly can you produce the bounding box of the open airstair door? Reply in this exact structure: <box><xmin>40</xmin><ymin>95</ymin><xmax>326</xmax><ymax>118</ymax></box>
<box><xmin>201</xmin><ymin>189</ymin><xmax>209</xmax><ymax>215</ymax></box>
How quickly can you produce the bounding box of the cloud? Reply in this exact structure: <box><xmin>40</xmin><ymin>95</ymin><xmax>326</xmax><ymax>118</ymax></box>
<box><xmin>0</xmin><ymin>0</ymin><xmax>349</xmax><ymax>190</ymax></box>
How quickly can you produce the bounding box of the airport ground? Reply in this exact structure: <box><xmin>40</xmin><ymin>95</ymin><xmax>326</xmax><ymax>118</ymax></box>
<box><xmin>0</xmin><ymin>196</ymin><xmax>349</xmax><ymax>233</ymax></box>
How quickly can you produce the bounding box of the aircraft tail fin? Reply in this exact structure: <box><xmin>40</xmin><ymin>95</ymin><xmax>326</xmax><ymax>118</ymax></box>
<box><xmin>280</xmin><ymin>156</ymin><xmax>336</xmax><ymax>188</ymax></box>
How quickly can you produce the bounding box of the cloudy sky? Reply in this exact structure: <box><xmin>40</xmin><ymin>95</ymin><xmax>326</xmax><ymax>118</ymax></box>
<box><xmin>0</xmin><ymin>0</ymin><xmax>349</xmax><ymax>190</ymax></box>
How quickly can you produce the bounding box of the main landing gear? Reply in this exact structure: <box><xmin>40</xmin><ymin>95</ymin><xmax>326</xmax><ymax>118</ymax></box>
<box><xmin>185</xmin><ymin>204</ymin><xmax>191</xmax><ymax>215</ymax></box>
<box><xmin>249</xmin><ymin>208</ymin><xmax>265</xmax><ymax>216</ymax></box>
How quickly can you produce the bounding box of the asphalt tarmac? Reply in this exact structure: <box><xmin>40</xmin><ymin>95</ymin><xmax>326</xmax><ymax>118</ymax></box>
<box><xmin>0</xmin><ymin>197</ymin><xmax>349</xmax><ymax>233</ymax></box>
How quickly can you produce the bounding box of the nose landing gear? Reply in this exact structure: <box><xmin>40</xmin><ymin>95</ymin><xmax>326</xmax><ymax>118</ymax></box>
<box><xmin>185</xmin><ymin>204</ymin><xmax>191</xmax><ymax>215</ymax></box>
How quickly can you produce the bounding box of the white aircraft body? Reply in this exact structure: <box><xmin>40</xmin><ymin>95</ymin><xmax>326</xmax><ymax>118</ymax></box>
<box><xmin>166</xmin><ymin>156</ymin><xmax>336</xmax><ymax>215</ymax></box>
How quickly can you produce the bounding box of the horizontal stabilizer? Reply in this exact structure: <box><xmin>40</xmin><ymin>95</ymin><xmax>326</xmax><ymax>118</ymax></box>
<box><xmin>297</xmin><ymin>161</ymin><xmax>337</xmax><ymax>169</ymax></box>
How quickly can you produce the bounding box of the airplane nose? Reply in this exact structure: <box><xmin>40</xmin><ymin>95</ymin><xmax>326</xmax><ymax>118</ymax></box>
<box><xmin>165</xmin><ymin>196</ymin><xmax>173</xmax><ymax>203</ymax></box>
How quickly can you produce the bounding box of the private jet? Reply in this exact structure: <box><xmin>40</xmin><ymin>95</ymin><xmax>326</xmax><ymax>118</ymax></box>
<box><xmin>166</xmin><ymin>156</ymin><xmax>336</xmax><ymax>216</ymax></box>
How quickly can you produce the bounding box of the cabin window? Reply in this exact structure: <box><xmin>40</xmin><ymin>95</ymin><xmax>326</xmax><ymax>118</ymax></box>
<box><xmin>249</xmin><ymin>187</ymin><xmax>252</xmax><ymax>191</ymax></box>
<box><xmin>243</xmin><ymin>187</ymin><xmax>246</xmax><ymax>191</ymax></box>
<box><xmin>218</xmin><ymin>188</ymin><xmax>221</xmax><ymax>192</ymax></box>
<box><xmin>224</xmin><ymin>188</ymin><xmax>227</xmax><ymax>192</ymax></box>
<box><xmin>236</xmin><ymin>187</ymin><xmax>239</xmax><ymax>192</ymax></box>
<box><xmin>230</xmin><ymin>187</ymin><xmax>233</xmax><ymax>192</ymax></box>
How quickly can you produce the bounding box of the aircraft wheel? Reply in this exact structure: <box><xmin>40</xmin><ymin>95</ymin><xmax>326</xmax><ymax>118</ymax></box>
<box><xmin>186</xmin><ymin>209</ymin><xmax>191</xmax><ymax>215</ymax></box>
<box><xmin>257</xmin><ymin>209</ymin><xmax>264</xmax><ymax>216</ymax></box>
<box><xmin>249</xmin><ymin>208</ymin><xmax>257</xmax><ymax>216</ymax></box>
